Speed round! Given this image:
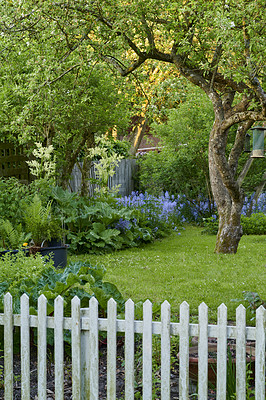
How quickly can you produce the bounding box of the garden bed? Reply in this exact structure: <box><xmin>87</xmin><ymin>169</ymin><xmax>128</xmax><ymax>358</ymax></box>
<box><xmin>0</xmin><ymin>342</ymin><xmax>233</xmax><ymax>400</ymax></box>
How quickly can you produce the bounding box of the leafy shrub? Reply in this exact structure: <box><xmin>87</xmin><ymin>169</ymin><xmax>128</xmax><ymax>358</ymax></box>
<box><xmin>65</xmin><ymin>201</ymin><xmax>152</xmax><ymax>254</ymax></box>
<box><xmin>241</xmin><ymin>213</ymin><xmax>266</xmax><ymax>235</ymax></box>
<box><xmin>201</xmin><ymin>215</ymin><xmax>219</xmax><ymax>235</ymax></box>
<box><xmin>242</xmin><ymin>193</ymin><xmax>266</xmax><ymax>216</ymax></box>
<box><xmin>0</xmin><ymin>178</ymin><xmax>31</xmax><ymax>224</ymax></box>
<box><xmin>0</xmin><ymin>260</ymin><xmax>125</xmax><ymax>316</ymax></box>
<box><xmin>0</xmin><ymin>250</ymin><xmax>53</xmax><ymax>285</ymax></box>
<box><xmin>0</xmin><ymin>260</ymin><xmax>125</xmax><ymax>349</ymax></box>
<box><xmin>231</xmin><ymin>291</ymin><xmax>266</xmax><ymax>321</ymax></box>
<box><xmin>202</xmin><ymin>211</ymin><xmax>266</xmax><ymax>236</ymax></box>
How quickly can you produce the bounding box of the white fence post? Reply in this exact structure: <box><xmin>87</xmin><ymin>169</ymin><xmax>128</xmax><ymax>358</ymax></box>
<box><xmin>89</xmin><ymin>297</ymin><xmax>99</xmax><ymax>399</ymax></box>
<box><xmin>217</xmin><ymin>303</ymin><xmax>227</xmax><ymax>400</ymax></box>
<box><xmin>54</xmin><ymin>296</ymin><xmax>64</xmax><ymax>400</ymax></box>
<box><xmin>143</xmin><ymin>300</ymin><xmax>153</xmax><ymax>400</ymax></box>
<box><xmin>179</xmin><ymin>301</ymin><xmax>190</xmax><ymax>400</ymax></box>
<box><xmin>72</xmin><ymin>296</ymin><xmax>81</xmax><ymax>400</ymax></box>
<box><xmin>4</xmin><ymin>293</ymin><xmax>13</xmax><ymax>400</ymax></box>
<box><xmin>255</xmin><ymin>305</ymin><xmax>266</xmax><ymax>400</ymax></box>
<box><xmin>81</xmin><ymin>307</ymin><xmax>90</xmax><ymax>400</ymax></box>
<box><xmin>236</xmin><ymin>304</ymin><xmax>246</xmax><ymax>399</ymax></box>
<box><xmin>38</xmin><ymin>294</ymin><xmax>47</xmax><ymax>400</ymax></box>
<box><xmin>161</xmin><ymin>300</ymin><xmax>171</xmax><ymax>400</ymax></box>
<box><xmin>20</xmin><ymin>294</ymin><xmax>30</xmax><ymax>400</ymax></box>
<box><xmin>125</xmin><ymin>299</ymin><xmax>135</xmax><ymax>400</ymax></box>
<box><xmin>198</xmin><ymin>302</ymin><xmax>208</xmax><ymax>400</ymax></box>
<box><xmin>107</xmin><ymin>298</ymin><xmax>117</xmax><ymax>400</ymax></box>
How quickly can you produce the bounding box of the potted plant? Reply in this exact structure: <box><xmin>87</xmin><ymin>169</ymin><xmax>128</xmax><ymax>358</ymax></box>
<box><xmin>23</xmin><ymin>194</ymin><xmax>68</xmax><ymax>268</ymax></box>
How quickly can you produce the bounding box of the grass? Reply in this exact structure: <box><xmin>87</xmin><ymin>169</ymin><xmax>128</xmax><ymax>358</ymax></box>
<box><xmin>68</xmin><ymin>225</ymin><xmax>266</xmax><ymax>322</ymax></box>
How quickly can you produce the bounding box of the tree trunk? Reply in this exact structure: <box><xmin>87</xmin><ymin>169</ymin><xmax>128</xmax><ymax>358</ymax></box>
<box><xmin>209</xmin><ymin>122</ymin><xmax>244</xmax><ymax>254</ymax></box>
<box><xmin>129</xmin><ymin>117</ymin><xmax>149</xmax><ymax>156</ymax></box>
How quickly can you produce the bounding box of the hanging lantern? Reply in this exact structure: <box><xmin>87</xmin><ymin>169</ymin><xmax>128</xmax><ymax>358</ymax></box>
<box><xmin>244</xmin><ymin>133</ymin><xmax>251</xmax><ymax>153</ymax></box>
<box><xmin>251</xmin><ymin>126</ymin><xmax>265</xmax><ymax>158</ymax></box>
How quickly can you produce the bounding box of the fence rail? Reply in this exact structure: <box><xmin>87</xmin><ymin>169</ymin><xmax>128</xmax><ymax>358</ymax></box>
<box><xmin>0</xmin><ymin>294</ymin><xmax>265</xmax><ymax>399</ymax></box>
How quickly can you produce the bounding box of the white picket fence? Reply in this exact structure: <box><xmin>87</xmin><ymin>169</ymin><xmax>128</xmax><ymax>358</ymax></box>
<box><xmin>0</xmin><ymin>293</ymin><xmax>265</xmax><ymax>399</ymax></box>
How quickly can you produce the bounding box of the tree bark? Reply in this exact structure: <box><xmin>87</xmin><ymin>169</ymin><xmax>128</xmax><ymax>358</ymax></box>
<box><xmin>129</xmin><ymin>116</ymin><xmax>149</xmax><ymax>156</ymax></box>
<box><xmin>209</xmin><ymin>122</ymin><xmax>244</xmax><ymax>253</ymax></box>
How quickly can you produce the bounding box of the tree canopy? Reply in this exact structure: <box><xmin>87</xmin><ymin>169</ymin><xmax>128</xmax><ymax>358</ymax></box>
<box><xmin>1</xmin><ymin>0</ymin><xmax>265</xmax><ymax>252</ymax></box>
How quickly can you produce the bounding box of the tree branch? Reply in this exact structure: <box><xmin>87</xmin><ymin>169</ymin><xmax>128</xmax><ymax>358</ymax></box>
<box><xmin>141</xmin><ymin>13</ymin><xmax>155</xmax><ymax>50</ymax></box>
<box><xmin>221</xmin><ymin>110</ymin><xmax>266</xmax><ymax>131</ymax></box>
<box><xmin>101</xmin><ymin>55</ymin><xmax>147</xmax><ymax>76</ymax></box>
<box><xmin>30</xmin><ymin>64</ymin><xmax>80</xmax><ymax>101</ymax></box>
<box><xmin>59</xmin><ymin>29</ymin><xmax>90</xmax><ymax>63</ymax></box>
<box><xmin>228</xmin><ymin>120</ymin><xmax>253</xmax><ymax>176</ymax></box>
<box><xmin>243</xmin><ymin>18</ymin><xmax>266</xmax><ymax>109</ymax></box>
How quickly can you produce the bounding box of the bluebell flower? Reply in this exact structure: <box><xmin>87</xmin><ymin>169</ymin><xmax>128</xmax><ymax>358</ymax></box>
<box><xmin>114</xmin><ymin>218</ymin><xmax>131</xmax><ymax>232</ymax></box>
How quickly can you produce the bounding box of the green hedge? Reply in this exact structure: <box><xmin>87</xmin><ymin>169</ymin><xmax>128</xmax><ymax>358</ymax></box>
<box><xmin>202</xmin><ymin>212</ymin><xmax>266</xmax><ymax>235</ymax></box>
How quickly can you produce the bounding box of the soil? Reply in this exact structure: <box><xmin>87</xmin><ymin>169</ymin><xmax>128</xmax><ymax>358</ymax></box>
<box><xmin>1</xmin><ymin>338</ymin><xmax>254</xmax><ymax>399</ymax></box>
<box><xmin>0</xmin><ymin>346</ymin><xmax>218</xmax><ymax>400</ymax></box>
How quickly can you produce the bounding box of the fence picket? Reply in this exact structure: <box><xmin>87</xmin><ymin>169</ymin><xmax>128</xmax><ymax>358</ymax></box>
<box><xmin>161</xmin><ymin>301</ymin><xmax>171</xmax><ymax>400</ymax></box>
<box><xmin>198</xmin><ymin>302</ymin><xmax>208</xmax><ymax>400</ymax></box>
<box><xmin>4</xmin><ymin>293</ymin><xmax>13</xmax><ymax>400</ymax></box>
<box><xmin>236</xmin><ymin>305</ymin><xmax>246</xmax><ymax>399</ymax></box>
<box><xmin>72</xmin><ymin>296</ymin><xmax>81</xmax><ymax>400</ymax></box>
<box><xmin>38</xmin><ymin>295</ymin><xmax>47</xmax><ymax>400</ymax></box>
<box><xmin>21</xmin><ymin>294</ymin><xmax>30</xmax><ymax>400</ymax></box>
<box><xmin>55</xmin><ymin>296</ymin><xmax>64</xmax><ymax>400</ymax></box>
<box><xmin>143</xmin><ymin>300</ymin><xmax>153</xmax><ymax>400</ymax></box>
<box><xmin>125</xmin><ymin>299</ymin><xmax>135</xmax><ymax>400</ymax></box>
<box><xmin>255</xmin><ymin>306</ymin><xmax>266</xmax><ymax>400</ymax></box>
<box><xmin>217</xmin><ymin>304</ymin><xmax>227</xmax><ymax>400</ymax></box>
<box><xmin>107</xmin><ymin>298</ymin><xmax>117</xmax><ymax>400</ymax></box>
<box><xmin>89</xmin><ymin>297</ymin><xmax>99</xmax><ymax>400</ymax></box>
<box><xmin>81</xmin><ymin>307</ymin><xmax>90</xmax><ymax>400</ymax></box>
<box><xmin>179</xmin><ymin>301</ymin><xmax>190</xmax><ymax>400</ymax></box>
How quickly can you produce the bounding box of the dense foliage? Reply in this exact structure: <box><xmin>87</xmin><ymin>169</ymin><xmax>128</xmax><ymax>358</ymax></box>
<box><xmin>0</xmin><ymin>179</ymin><xmax>180</xmax><ymax>254</ymax></box>
<box><xmin>0</xmin><ymin>261</ymin><xmax>124</xmax><ymax>316</ymax></box>
<box><xmin>0</xmin><ymin>250</ymin><xmax>52</xmax><ymax>285</ymax></box>
<box><xmin>0</xmin><ymin>259</ymin><xmax>126</xmax><ymax>349</ymax></box>
<box><xmin>0</xmin><ymin>175</ymin><xmax>264</xmax><ymax>255</ymax></box>
<box><xmin>202</xmin><ymin>209</ymin><xmax>266</xmax><ymax>236</ymax></box>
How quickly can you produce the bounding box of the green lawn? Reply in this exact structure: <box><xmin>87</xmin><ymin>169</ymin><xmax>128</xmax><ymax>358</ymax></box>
<box><xmin>69</xmin><ymin>226</ymin><xmax>266</xmax><ymax>322</ymax></box>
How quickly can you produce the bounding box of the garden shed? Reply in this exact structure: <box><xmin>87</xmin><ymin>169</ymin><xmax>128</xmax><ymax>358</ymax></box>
<box><xmin>0</xmin><ymin>142</ymin><xmax>30</xmax><ymax>183</ymax></box>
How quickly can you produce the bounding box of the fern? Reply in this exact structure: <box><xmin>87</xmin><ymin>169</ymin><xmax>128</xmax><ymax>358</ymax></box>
<box><xmin>0</xmin><ymin>220</ymin><xmax>31</xmax><ymax>249</ymax></box>
<box><xmin>23</xmin><ymin>194</ymin><xmax>62</xmax><ymax>246</ymax></box>
<box><xmin>23</xmin><ymin>195</ymin><xmax>53</xmax><ymax>246</ymax></box>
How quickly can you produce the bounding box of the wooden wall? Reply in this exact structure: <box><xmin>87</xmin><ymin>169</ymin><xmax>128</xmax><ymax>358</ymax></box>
<box><xmin>0</xmin><ymin>142</ymin><xmax>30</xmax><ymax>183</ymax></box>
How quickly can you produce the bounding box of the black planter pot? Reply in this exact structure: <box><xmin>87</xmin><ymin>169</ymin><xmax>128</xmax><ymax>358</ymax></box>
<box><xmin>36</xmin><ymin>245</ymin><xmax>68</xmax><ymax>268</ymax></box>
<box><xmin>0</xmin><ymin>248</ymin><xmax>29</xmax><ymax>258</ymax></box>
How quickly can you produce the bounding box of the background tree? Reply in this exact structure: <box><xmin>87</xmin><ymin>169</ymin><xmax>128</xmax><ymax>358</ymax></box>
<box><xmin>42</xmin><ymin>0</ymin><xmax>265</xmax><ymax>254</ymax></box>
<box><xmin>0</xmin><ymin>4</ymin><xmax>132</xmax><ymax>194</ymax></box>
<box><xmin>1</xmin><ymin>1</ymin><xmax>265</xmax><ymax>252</ymax></box>
<box><xmin>138</xmin><ymin>85</ymin><xmax>214</xmax><ymax>205</ymax></box>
